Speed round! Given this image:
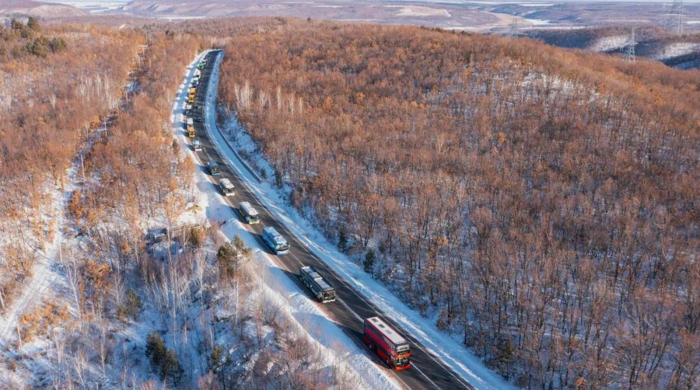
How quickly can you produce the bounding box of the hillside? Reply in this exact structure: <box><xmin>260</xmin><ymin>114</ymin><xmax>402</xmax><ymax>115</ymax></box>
<box><xmin>485</xmin><ymin>1</ymin><xmax>700</xmax><ymax>32</ymax></box>
<box><xmin>0</xmin><ymin>19</ymin><xmax>141</xmax><ymax>317</ymax></box>
<box><xmin>1</xmin><ymin>15</ymin><xmax>698</xmax><ymax>388</ymax></box>
<box><xmin>90</xmin><ymin>0</ymin><xmax>520</xmax><ymax>31</ymax></box>
<box><xmin>525</xmin><ymin>27</ymin><xmax>700</xmax><ymax>69</ymax></box>
<box><xmin>0</xmin><ymin>0</ymin><xmax>86</xmax><ymax>19</ymax></box>
<box><xmin>216</xmin><ymin>20</ymin><xmax>700</xmax><ymax>389</ymax></box>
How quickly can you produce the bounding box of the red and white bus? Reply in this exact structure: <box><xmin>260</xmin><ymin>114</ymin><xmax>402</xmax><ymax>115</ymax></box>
<box><xmin>363</xmin><ymin>317</ymin><xmax>411</xmax><ymax>370</ymax></box>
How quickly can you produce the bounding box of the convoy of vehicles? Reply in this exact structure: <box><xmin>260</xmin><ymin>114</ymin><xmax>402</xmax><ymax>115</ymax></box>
<box><xmin>299</xmin><ymin>266</ymin><xmax>336</xmax><ymax>303</ymax></box>
<box><xmin>189</xmin><ymin>53</ymin><xmax>413</xmax><ymax>376</ymax></box>
<box><xmin>261</xmin><ymin>226</ymin><xmax>290</xmax><ymax>255</ymax></box>
<box><xmin>219</xmin><ymin>178</ymin><xmax>235</xmax><ymax>196</ymax></box>
<box><xmin>238</xmin><ymin>201</ymin><xmax>260</xmax><ymax>224</ymax></box>
<box><xmin>363</xmin><ymin>317</ymin><xmax>412</xmax><ymax>370</ymax></box>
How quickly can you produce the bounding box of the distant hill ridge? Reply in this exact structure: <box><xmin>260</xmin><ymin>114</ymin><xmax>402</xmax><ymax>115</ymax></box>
<box><xmin>0</xmin><ymin>0</ymin><xmax>86</xmax><ymax>19</ymax></box>
<box><xmin>525</xmin><ymin>27</ymin><xmax>700</xmax><ymax>69</ymax></box>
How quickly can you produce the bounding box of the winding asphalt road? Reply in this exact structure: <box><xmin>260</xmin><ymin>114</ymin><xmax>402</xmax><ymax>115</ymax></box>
<box><xmin>184</xmin><ymin>50</ymin><xmax>474</xmax><ymax>390</ymax></box>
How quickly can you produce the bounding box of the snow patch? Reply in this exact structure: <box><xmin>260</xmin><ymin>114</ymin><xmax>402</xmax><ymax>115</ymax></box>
<box><xmin>527</xmin><ymin>18</ymin><xmax>552</xmax><ymax>26</ymax></box>
<box><xmin>393</xmin><ymin>6</ymin><xmax>452</xmax><ymax>17</ymax></box>
<box><xmin>589</xmin><ymin>35</ymin><xmax>629</xmax><ymax>52</ymax></box>
<box><xmin>653</xmin><ymin>42</ymin><xmax>700</xmax><ymax>60</ymax></box>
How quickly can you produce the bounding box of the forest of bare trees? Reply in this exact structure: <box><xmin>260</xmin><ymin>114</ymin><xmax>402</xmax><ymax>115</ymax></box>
<box><xmin>0</xmin><ymin>19</ymin><xmax>142</xmax><ymax>313</ymax></box>
<box><xmin>217</xmin><ymin>20</ymin><xmax>700</xmax><ymax>388</ymax></box>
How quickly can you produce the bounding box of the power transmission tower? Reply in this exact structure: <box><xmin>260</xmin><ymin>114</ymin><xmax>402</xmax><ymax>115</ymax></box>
<box><xmin>624</xmin><ymin>27</ymin><xmax>636</xmax><ymax>62</ymax></box>
<box><xmin>509</xmin><ymin>18</ymin><xmax>519</xmax><ymax>37</ymax></box>
<box><xmin>665</xmin><ymin>0</ymin><xmax>684</xmax><ymax>35</ymax></box>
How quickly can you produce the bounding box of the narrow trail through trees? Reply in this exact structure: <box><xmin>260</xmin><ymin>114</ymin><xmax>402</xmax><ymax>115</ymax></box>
<box><xmin>0</xmin><ymin>47</ymin><xmax>149</xmax><ymax>351</ymax></box>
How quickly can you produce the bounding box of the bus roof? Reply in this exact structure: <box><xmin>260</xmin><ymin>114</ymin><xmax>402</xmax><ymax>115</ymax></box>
<box><xmin>301</xmin><ymin>266</ymin><xmax>333</xmax><ymax>291</ymax></box>
<box><xmin>239</xmin><ymin>201</ymin><xmax>259</xmax><ymax>216</ymax></box>
<box><xmin>263</xmin><ymin>226</ymin><xmax>279</xmax><ymax>236</ymax></box>
<box><xmin>263</xmin><ymin>227</ymin><xmax>287</xmax><ymax>244</ymax></box>
<box><xmin>366</xmin><ymin>317</ymin><xmax>408</xmax><ymax>346</ymax></box>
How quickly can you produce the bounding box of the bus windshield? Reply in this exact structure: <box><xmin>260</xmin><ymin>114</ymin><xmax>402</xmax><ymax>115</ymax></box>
<box><xmin>396</xmin><ymin>343</ymin><xmax>410</xmax><ymax>354</ymax></box>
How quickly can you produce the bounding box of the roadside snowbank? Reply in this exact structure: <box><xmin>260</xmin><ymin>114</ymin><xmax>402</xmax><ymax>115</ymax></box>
<box><xmin>177</xmin><ymin>50</ymin><xmax>401</xmax><ymax>390</ymax></box>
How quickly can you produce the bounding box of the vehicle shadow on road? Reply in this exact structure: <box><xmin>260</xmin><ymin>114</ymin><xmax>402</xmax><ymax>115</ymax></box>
<box><xmin>273</xmin><ymin>269</ymin><xmax>368</xmax><ymax>355</ymax></box>
<box><xmin>290</xmin><ymin>310</ymin><xmax>365</xmax><ymax>354</ymax></box>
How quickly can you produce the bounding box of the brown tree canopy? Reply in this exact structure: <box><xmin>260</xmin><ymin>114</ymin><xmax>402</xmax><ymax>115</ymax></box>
<box><xmin>217</xmin><ymin>21</ymin><xmax>700</xmax><ymax>388</ymax></box>
<box><xmin>0</xmin><ymin>22</ymin><xmax>143</xmax><ymax>310</ymax></box>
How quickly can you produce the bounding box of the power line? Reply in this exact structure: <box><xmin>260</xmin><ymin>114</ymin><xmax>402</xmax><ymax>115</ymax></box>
<box><xmin>665</xmin><ymin>0</ymin><xmax>684</xmax><ymax>35</ymax></box>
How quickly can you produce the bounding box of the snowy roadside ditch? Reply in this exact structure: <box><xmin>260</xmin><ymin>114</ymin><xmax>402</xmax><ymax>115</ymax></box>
<box><xmin>172</xmin><ymin>50</ymin><xmax>401</xmax><ymax>390</ymax></box>
<box><xmin>202</xmin><ymin>52</ymin><xmax>512</xmax><ymax>389</ymax></box>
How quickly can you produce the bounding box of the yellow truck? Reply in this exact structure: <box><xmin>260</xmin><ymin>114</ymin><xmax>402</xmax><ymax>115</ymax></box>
<box><xmin>187</xmin><ymin>117</ymin><xmax>195</xmax><ymax>138</ymax></box>
<box><xmin>188</xmin><ymin>87</ymin><xmax>196</xmax><ymax>104</ymax></box>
